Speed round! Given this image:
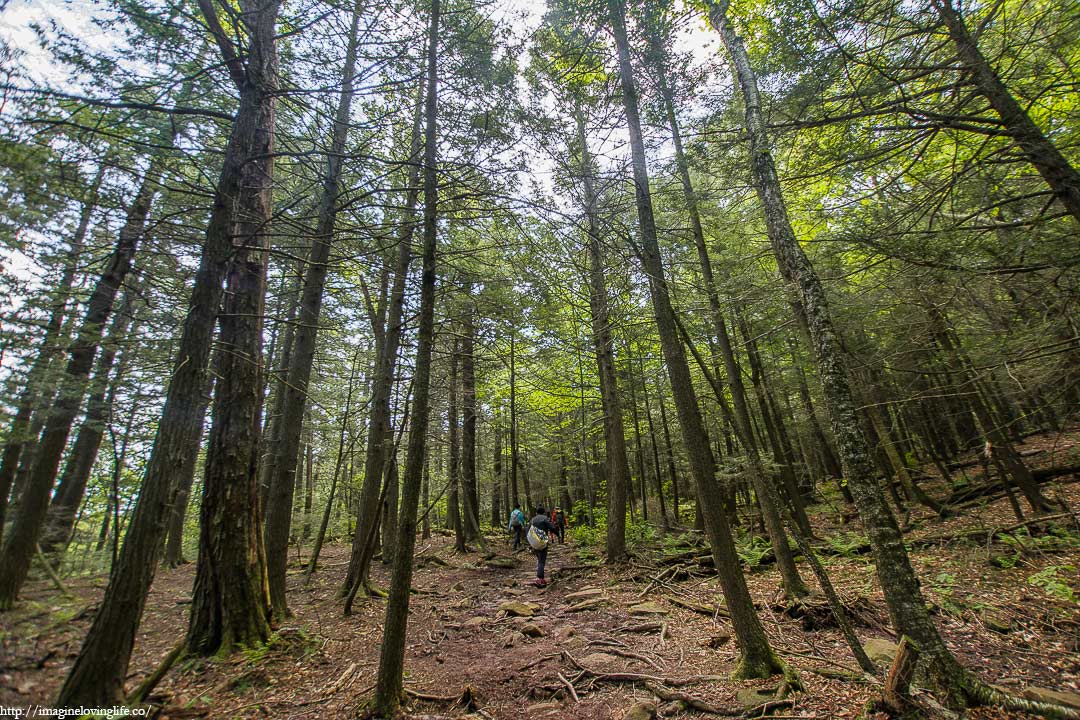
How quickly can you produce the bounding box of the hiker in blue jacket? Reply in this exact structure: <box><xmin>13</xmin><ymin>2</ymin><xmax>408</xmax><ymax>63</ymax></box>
<box><xmin>528</xmin><ymin>507</ymin><xmax>558</xmax><ymax>586</ymax></box>
<box><xmin>508</xmin><ymin>504</ymin><xmax>525</xmax><ymax>550</ymax></box>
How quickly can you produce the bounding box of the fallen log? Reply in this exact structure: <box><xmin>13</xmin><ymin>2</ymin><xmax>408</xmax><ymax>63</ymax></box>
<box><xmin>947</xmin><ymin>463</ymin><xmax>1080</xmax><ymax>506</ymax></box>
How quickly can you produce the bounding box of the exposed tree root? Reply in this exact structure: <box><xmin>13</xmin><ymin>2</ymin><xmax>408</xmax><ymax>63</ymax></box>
<box><xmin>965</xmin><ymin>675</ymin><xmax>1080</xmax><ymax>720</ymax></box>
<box><xmin>126</xmin><ymin>640</ymin><xmax>185</xmax><ymax>705</ymax></box>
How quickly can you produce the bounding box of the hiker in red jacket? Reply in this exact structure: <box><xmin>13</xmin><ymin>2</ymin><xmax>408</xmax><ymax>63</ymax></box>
<box><xmin>550</xmin><ymin>507</ymin><xmax>566</xmax><ymax>543</ymax></box>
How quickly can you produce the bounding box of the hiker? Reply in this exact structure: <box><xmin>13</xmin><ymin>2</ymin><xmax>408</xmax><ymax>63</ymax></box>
<box><xmin>528</xmin><ymin>506</ymin><xmax>558</xmax><ymax>586</ymax></box>
<box><xmin>508</xmin><ymin>504</ymin><xmax>525</xmax><ymax>550</ymax></box>
<box><xmin>550</xmin><ymin>506</ymin><xmax>566</xmax><ymax>543</ymax></box>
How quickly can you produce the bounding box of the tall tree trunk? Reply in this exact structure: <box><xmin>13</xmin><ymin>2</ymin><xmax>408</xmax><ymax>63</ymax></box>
<box><xmin>510</xmin><ymin>330</ymin><xmax>521</xmax><ymax>508</ymax></box>
<box><xmin>342</xmin><ymin>80</ymin><xmax>424</xmax><ymax>599</ymax></box>
<box><xmin>608</xmin><ymin>0</ymin><xmax>782</xmax><ymax>678</ymax></box>
<box><xmin>373</xmin><ymin>0</ymin><xmax>439</xmax><ymax>709</ymax></box>
<box><xmin>259</xmin><ymin>258</ymin><xmax>303</xmax><ymax>510</ymax></box>
<box><xmin>0</xmin><ymin>144</ymin><xmax>164</xmax><ymax>609</ymax></box>
<box><xmin>163</xmin><ymin>372</ymin><xmax>213</xmax><ymax>568</ymax></box>
<box><xmin>264</xmin><ymin>0</ymin><xmax>362</xmax><ymax>620</ymax></box>
<box><xmin>491</xmin><ymin>407</ymin><xmax>503</xmax><ymax>528</ymax></box>
<box><xmin>461</xmin><ymin>286</ymin><xmax>481</xmax><ymax>542</ymax></box>
<box><xmin>701</xmin><ymin>0</ymin><xmax>1039</xmax><ymax>706</ymax></box>
<box><xmin>448</xmin><ymin>339</ymin><xmax>465</xmax><ymax>551</ymax></box>
<box><xmin>187</xmin><ymin>0</ymin><xmax>282</xmax><ymax>653</ymax></box>
<box><xmin>56</xmin><ymin>0</ymin><xmax>280</xmax><ymax>703</ymax></box>
<box><xmin>0</xmin><ymin>165</ymin><xmax>103</xmax><ymax>539</ymax></box>
<box><xmin>575</xmin><ymin>106</ymin><xmax>630</xmax><ymax>562</ymax></box>
<box><xmin>645</xmin><ymin>39</ymin><xmax>806</xmax><ymax>589</ymax></box>
<box><xmin>933</xmin><ymin>0</ymin><xmax>1080</xmax><ymax>225</ymax></box>
<box><xmin>307</xmin><ymin>347</ymin><xmax>363</xmax><ymax>577</ymax></box>
<box><xmin>40</xmin><ymin>288</ymin><xmax>136</xmax><ymax>555</ymax></box>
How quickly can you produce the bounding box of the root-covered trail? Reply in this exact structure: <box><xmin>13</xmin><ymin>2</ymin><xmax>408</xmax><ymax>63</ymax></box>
<box><xmin>2</xmin><ymin>455</ymin><xmax>1079</xmax><ymax>719</ymax></box>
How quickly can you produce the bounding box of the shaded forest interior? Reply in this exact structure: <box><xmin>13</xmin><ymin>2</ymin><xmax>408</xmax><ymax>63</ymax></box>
<box><xmin>0</xmin><ymin>0</ymin><xmax>1078</xmax><ymax>717</ymax></box>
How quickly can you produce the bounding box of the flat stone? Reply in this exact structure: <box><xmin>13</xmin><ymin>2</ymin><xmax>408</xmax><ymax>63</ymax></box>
<box><xmin>863</xmin><ymin>637</ymin><xmax>899</xmax><ymax>666</ymax></box>
<box><xmin>487</xmin><ymin>556</ymin><xmax>517</xmax><ymax>569</ymax></box>
<box><xmin>519</xmin><ymin>623</ymin><xmax>544</xmax><ymax>638</ymax></box>
<box><xmin>461</xmin><ymin>616</ymin><xmax>487</xmax><ymax>628</ymax></box>
<box><xmin>581</xmin><ymin>652</ymin><xmax>620</xmax><ymax>668</ymax></box>
<box><xmin>525</xmin><ymin>702</ymin><xmax>562</xmax><ymax>716</ymax></box>
<box><xmin>568</xmin><ymin>597</ymin><xmax>607</xmax><ymax>612</ymax></box>
<box><xmin>628</xmin><ymin>602</ymin><xmax>668</xmax><ymax>615</ymax></box>
<box><xmin>1023</xmin><ymin>687</ymin><xmax>1080</xmax><ymax>710</ymax></box>
<box><xmin>564</xmin><ymin>587</ymin><xmax>604</xmax><ymax>601</ymax></box>
<box><xmin>499</xmin><ymin>600</ymin><xmax>539</xmax><ymax>617</ymax></box>
<box><xmin>981</xmin><ymin>608</ymin><xmax>1012</xmax><ymax>634</ymax></box>
<box><xmin>623</xmin><ymin>701</ymin><xmax>657</xmax><ymax>720</ymax></box>
<box><xmin>736</xmin><ymin>686</ymin><xmax>778</xmax><ymax>710</ymax></box>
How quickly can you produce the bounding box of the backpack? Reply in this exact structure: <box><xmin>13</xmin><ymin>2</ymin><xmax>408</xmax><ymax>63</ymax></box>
<box><xmin>526</xmin><ymin>524</ymin><xmax>549</xmax><ymax>550</ymax></box>
<box><xmin>510</xmin><ymin>509</ymin><xmax>523</xmax><ymax>528</ymax></box>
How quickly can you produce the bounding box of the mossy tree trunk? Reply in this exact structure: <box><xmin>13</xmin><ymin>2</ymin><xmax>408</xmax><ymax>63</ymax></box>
<box><xmin>608</xmin><ymin>0</ymin><xmax>782</xmax><ymax>679</ymax></box>
<box><xmin>372</xmin><ymin>0</ymin><xmax>440</xmax><ymax>711</ymax></box>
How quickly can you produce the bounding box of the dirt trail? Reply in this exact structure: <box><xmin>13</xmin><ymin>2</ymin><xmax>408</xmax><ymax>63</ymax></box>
<box><xmin>2</xmin><ymin>467</ymin><xmax>1079</xmax><ymax>718</ymax></box>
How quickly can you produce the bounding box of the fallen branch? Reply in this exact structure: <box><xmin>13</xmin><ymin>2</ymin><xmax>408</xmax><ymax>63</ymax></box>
<box><xmin>917</xmin><ymin>511</ymin><xmax>1074</xmax><ymax>547</ymax></box>
<box><xmin>616</xmin><ymin>622</ymin><xmax>664</xmax><ymax>634</ymax></box>
<box><xmin>557</xmin><ymin>672</ymin><xmax>579</xmax><ymax>703</ymax></box>
<box><xmin>35</xmin><ymin>544</ymin><xmax>75</xmax><ymax>600</ymax></box>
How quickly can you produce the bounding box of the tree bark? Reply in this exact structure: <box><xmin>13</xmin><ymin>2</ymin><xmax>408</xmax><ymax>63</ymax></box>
<box><xmin>609</xmin><ymin>0</ymin><xmax>782</xmax><ymax>678</ymax></box>
<box><xmin>575</xmin><ymin>105</ymin><xmax>630</xmax><ymax>562</ymax></box>
<box><xmin>163</xmin><ymin>372</ymin><xmax>213</xmax><ymax>568</ymax></box>
<box><xmin>373</xmin><ymin>0</ymin><xmax>439</xmax><ymax>710</ymax></box>
<box><xmin>56</xmin><ymin>0</ymin><xmax>280</xmax><ymax>703</ymax></box>
<box><xmin>706</xmin><ymin>0</ymin><xmax>977</xmax><ymax>701</ymax></box>
<box><xmin>264</xmin><ymin>0</ymin><xmax>362</xmax><ymax>620</ymax></box>
<box><xmin>186</xmin><ymin>0</ymin><xmax>281</xmax><ymax>654</ymax></box>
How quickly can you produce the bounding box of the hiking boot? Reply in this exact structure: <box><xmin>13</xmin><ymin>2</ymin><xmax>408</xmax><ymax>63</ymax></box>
<box><xmin>533</xmin><ymin>578</ymin><xmax>547</xmax><ymax>587</ymax></box>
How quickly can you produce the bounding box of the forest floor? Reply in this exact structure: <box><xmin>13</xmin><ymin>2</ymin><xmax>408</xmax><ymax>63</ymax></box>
<box><xmin>2</xmin><ymin>431</ymin><xmax>1079</xmax><ymax>719</ymax></box>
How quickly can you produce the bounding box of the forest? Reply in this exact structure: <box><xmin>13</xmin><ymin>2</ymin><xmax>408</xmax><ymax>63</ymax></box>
<box><xmin>0</xmin><ymin>0</ymin><xmax>1077</xmax><ymax>716</ymax></box>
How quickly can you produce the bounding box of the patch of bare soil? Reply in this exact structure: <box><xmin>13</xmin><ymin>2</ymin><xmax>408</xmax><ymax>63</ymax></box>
<box><xmin>2</xmin><ymin>432</ymin><xmax>1078</xmax><ymax>719</ymax></box>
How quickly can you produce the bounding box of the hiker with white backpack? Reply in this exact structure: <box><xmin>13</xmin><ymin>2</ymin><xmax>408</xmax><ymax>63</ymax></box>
<box><xmin>527</xmin><ymin>506</ymin><xmax>558</xmax><ymax>586</ymax></box>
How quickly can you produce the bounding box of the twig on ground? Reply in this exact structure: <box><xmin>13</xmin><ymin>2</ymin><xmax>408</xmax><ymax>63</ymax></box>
<box><xmin>557</xmin><ymin>672</ymin><xmax>579</xmax><ymax>703</ymax></box>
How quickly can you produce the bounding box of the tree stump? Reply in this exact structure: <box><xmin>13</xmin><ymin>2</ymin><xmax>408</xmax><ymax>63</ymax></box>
<box><xmin>882</xmin><ymin>635</ymin><xmax>920</xmax><ymax>714</ymax></box>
